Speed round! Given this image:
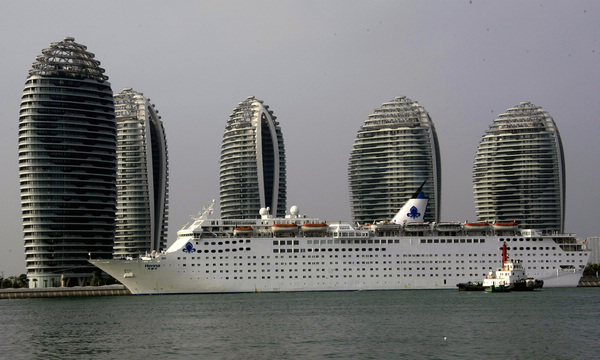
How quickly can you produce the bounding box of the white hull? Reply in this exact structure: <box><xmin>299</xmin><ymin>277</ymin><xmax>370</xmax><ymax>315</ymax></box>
<box><xmin>91</xmin><ymin>234</ymin><xmax>589</xmax><ymax>295</ymax></box>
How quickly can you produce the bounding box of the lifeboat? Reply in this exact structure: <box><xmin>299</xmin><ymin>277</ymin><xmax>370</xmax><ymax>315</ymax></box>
<box><xmin>272</xmin><ymin>223</ymin><xmax>298</xmax><ymax>233</ymax></box>
<box><xmin>435</xmin><ymin>222</ymin><xmax>463</xmax><ymax>232</ymax></box>
<box><xmin>301</xmin><ymin>223</ymin><xmax>328</xmax><ymax>233</ymax></box>
<box><xmin>492</xmin><ymin>222</ymin><xmax>518</xmax><ymax>231</ymax></box>
<box><xmin>234</xmin><ymin>226</ymin><xmax>253</xmax><ymax>236</ymax></box>
<box><xmin>464</xmin><ymin>222</ymin><xmax>490</xmax><ymax>231</ymax></box>
<box><xmin>403</xmin><ymin>222</ymin><xmax>430</xmax><ymax>232</ymax></box>
<box><xmin>371</xmin><ymin>221</ymin><xmax>400</xmax><ymax>231</ymax></box>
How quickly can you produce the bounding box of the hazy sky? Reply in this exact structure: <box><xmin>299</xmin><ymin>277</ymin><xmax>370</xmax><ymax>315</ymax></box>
<box><xmin>1</xmin><ymin>1</ymin><xmax>598</xmax><ymax>276</ymax></box>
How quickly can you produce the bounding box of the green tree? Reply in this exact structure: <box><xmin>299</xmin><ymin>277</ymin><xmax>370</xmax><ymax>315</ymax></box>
<box><xmin>2</xmin><ymin>278</ymin><xmax>13</xmax><ymax>288</ymax></box>
<box><xmin>584</xmin><ymin>263</ymin><xmax>600</xmax><ymax>276</ymax></box>
<box><xmin>18</xmin><ymin>274</ymin><xmax>28</xmax><ymax>288</ymax></box>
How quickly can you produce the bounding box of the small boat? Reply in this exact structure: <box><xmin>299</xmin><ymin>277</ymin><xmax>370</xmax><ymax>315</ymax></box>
<box><xmin>403</xmin><ymin>222</ymin><xmax>430</xmax><ymax>232</ymax></box>
<box><xmin>464</xmin><ymin>222</ymin><xmax>489</xmax><ymax>231</ymax></box>
<box><xmin>370</xmin><ymin>221</ymin><xmax>400</xmax><ymax>231</ymax></box>
<box><xmin>512</xmin><ymin>278</ymin><xmax>544</xmax><ymax>291</ymax></box>
<box><xmin>272</xmin><ymin>223</ymin><xmax>298</xmax><ymax>233</ymax></box>
<box><xmin>436</xmin><ymin>222</ymin><xmax>463</xmax><ymax>232</ymax></box>
<box><xmin>482</xmin><ymin>243</ymin><xmax>543</xmax><ymax>292</ymax></box>
<box><xmin>456</xmin><ymin>281</ymin><xmax>484</xmax><ymax>291</ymax></box>
<box><xmin>234</xmin><ymin>226</ymin><xmax>253</xmax><ymax>236</ymax></box>
<box><xmin>301</xmin><ymin>223</ymin><xmax>328</xmax><ymax>232</ymax></box>
<box><xmin>492</xmin><ymin>221</ymin><xmax>518</xmax><ymax>231</ymax></box>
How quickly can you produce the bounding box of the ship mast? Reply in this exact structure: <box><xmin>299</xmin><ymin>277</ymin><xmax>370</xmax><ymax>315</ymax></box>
<box><xmin>502</xmin><ymin>242</ymin><xmax>507</xmax><ymax>270</ymax></box>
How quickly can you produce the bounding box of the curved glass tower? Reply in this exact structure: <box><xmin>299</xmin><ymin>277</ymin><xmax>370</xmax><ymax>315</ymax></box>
<box><xmin>114</xmin><ymin>88</ymin><xmax>169</xmax><ymax>258</ymax></box>
<box><xmin>473</xmin><ymin>102</ymin><xmax>565</xmax><ymax>232</ymax></box>
<box><xmin>220</xmin><ymin>96</ymin><xmax>286</xmax><ymax>219</ymax></box>
<box><xmin>18</xmin><ymin>37</ymin><xmax>116</xmax><ymax>287</ymax></box>
<box><xmin>348</xmin><ymin>96</ymin><xmax>441</xmax><ymax>224</ymax></box>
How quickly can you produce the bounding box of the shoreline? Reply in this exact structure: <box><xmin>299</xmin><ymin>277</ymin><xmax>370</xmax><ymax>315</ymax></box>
<box><xmin>577</xmin><ymin>276</ymin><xmax>600</xmax><ymax>287</ymax></box>
<box><xmin>1</xmin><ymin>278</ymin><xmax>598</xmax><ymax>299</ymax></box>
<box><xmin>0</xmin><ymin>284</ymin><xmax>131</xmax><ymax>299</ymax></box>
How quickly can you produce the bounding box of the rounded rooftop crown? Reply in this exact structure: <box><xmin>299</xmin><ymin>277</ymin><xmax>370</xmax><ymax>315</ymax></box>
<box><xmin>363</xmin><ymin>96</ymin><xmax>430</xmax><ymax>128</ymax></box>
<box><xmin>114</xmin><ymin>88</ymin><xmax>151</xmax><ymax>118</ymax></box>
<box><xmin>488</xmin><ymin>101</ymin><xmax>556</xmax><ymax>132</ymax></box>
<box><xmin>226</xmin><ymin>95</ymin><xmax>276</xmax><ymax>127</ymax></box>
<box><xmin>28</xmin><ymin>36</ymin><xmax>108</xmax><ymax>81</ymax></box>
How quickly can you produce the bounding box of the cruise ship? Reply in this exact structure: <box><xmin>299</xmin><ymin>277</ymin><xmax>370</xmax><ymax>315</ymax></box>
<box><xmin>90</xmin><ymin>187</ymin><xmax>590</xmax><ymax>294</ymax></box>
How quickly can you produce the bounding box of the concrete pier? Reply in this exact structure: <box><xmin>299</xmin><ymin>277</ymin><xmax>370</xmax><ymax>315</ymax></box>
<box><xmin>0</xmin><ymin>284</ymin><xmax>131</xmax><ymax>299</ymax></box>
<box><xmin>577</xmin><ymin>276</ymin><xmax>600</xmax><ymax>287</ymax></box>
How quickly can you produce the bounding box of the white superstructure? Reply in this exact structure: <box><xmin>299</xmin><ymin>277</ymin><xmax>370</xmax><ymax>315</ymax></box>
<box><xmin>91</xmin><ymin>191</ymin><xmax>590</xmax><ymax>295</ymax></box>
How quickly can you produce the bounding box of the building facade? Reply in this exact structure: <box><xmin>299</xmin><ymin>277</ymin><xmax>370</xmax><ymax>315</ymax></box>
<box><xmin>18</xmin><ymin>37</ymin><xmax>116</xmax><ymax>287</ymax></box>
<box><xmin>220</xmin><ymin>96</ymin><xmax>286</xmax><ymax>219</ymax></box>
<box><xmin>473</xmin><ymin>102</ymin><xmax>565</xmax><ymax>232</ymax></box>
<box><xmin>114</xmin><ymin>88</ymin><xmax>169</xmax><ymax>258</ymax></box>
<box><xmin>348</xmin><ymin>96</ymin><xmax>441</xmax><ymax>224</ymax></box>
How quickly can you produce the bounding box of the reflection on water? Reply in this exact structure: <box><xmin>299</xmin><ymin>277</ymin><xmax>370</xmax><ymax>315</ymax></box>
<box><xmin>1</xmin><ymin>288</ymin><xmax>599</xmax><ymax>359</ymax></box>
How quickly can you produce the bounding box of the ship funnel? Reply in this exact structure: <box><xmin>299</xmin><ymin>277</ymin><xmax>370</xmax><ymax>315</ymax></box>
<box><xmin>390</xmin><ymin>182</ymin><xmax>428</xmax><ymax>224</ymax></box>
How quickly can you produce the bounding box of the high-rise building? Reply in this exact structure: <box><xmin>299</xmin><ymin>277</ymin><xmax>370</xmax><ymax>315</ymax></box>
<box><xmin>473</xmin><ymin>102</ymin><xmax>565</xmax><ymax>232</ymax></box>
<box><xmin>220</xmin><ymin>96</ymin><xmax>286</xmax><ymax>219</ymax></box>
<box><xmin>348</xmin><ymin>96</ymin><xmax>441</xmax><ymax>224</ymax></box>
<box><xmin>18</xmin><ymin>37</ymin><xmax>116</xmax><ymax>287</ymax></box>
<box><xmin>114</xmin><ymin>88</ymin><xmax>169</xmax><ymax>258</ymax></box>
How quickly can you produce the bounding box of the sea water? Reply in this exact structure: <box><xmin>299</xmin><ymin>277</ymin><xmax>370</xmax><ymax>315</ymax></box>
<box><xmin>1</xmin><ymin>287</ymin><xmax>599</xmax><ymax>359</ymax></box>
